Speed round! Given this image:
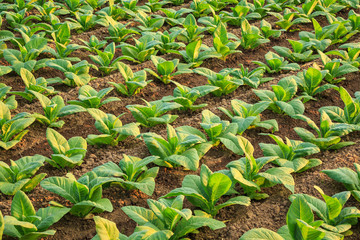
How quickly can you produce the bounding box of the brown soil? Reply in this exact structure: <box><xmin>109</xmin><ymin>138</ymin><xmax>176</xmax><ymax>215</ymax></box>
<box><xmin>1</xmin><ymin>2</ymin><xmax>360</xmax><ymax>240</ymax></box>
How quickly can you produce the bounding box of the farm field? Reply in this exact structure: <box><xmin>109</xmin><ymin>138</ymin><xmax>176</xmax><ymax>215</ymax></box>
<box><xmin>0</xmin><ymin>0</ymin><xmax>360</xmax><ymax>239</ymax></box>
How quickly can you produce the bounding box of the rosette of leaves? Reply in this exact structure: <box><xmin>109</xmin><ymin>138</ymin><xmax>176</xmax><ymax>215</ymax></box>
<box><xmin>30</xmin><ymin>91</ymin><xmax>86</xmax><ymax>128</ymax></box>
<box><xmin>194</xmin><ymin>67</ymin><xmax>244</xmax><ymax>96</ymax></box>
<box><xmin>253</xmin><ymin>51</ymin><xmax>300</xmax><ymax>73</ymax></box>
<box><xmin>259</xmin><ymin>134</ymin><xmax>321</xmax><ymax>172</ymax></box>
<box><xmin>105</xmin><ymin>19</ymin><xmax>140</xmax><ymax>43</ymax></box>
<box><xmin>253</xmin><ymin>76</ymin><xmax>305</xmax><ymax>116</ymax></box>
<box><xmin>293</xmin><ymin>112</ymin><xmax>355</xmax><ymax>151</ymax></box>
<box><xmin>239</xmin><ymin>19</ymin><xmax>269</xmax><ymax>50</ymax></box>
<box><xmin>2</xmin><ymin>191</ymin><xmax>70</xmax><ymax>239</ymax></box>
<box><xmin>0</xmin><ymin>155</ymin><xmax>47</xmax><ymax>195</ymax></box>
<box><xmin>290</xmin><ymin>186</ymin><xmax>360</xmax><ymax>238</ymax></box>
<box><xmin>212</xmin><ymin>22</ymin><xmax>242</xmax><ymax>61</ymax></box>
<box><xmin>92</xmin><ymin>154</ymin><xmax>159</xmax><ymax>196</ymax></box>
<box><xmin>162</xmin><ymin>81</ymin><xmax>219</xmax><ymax>111</ymax></box>
<box><xmin>3</xmin><ymin>37</ymin><xmax>49</xmax><ymax>75</ymax></box>
<box><xmin>220</xmin><ymin>4</ymin><xmax>261</xmax><ymax>25</ymax></box>
<box><xmin>145</xmin><ymin>55</ymin><xmax>193</xmax><ymax>84</ymax></box>
<box><xmin>11</xmin><ymin>68</ymin><xmax>58</xmax><ymax>102</ymax></box>
<box><xmin>118</xmin><ymin>35</ymin><xmax>160</xmax><ymax>63</ymax></box>
<box><xmin>132</xmin><ymin>10</ymin><xmax>165</xmax><ymax>32</ymax></box>
<box><xmin>108</xmin><ymin>62</ymin><xmax>150</xmax><ymax>97</ymax></box>
<box><xmin>89</xmin><ymin>42</ymin><xmax>123</xmax><ymax>75</ymax></box>
<box><xmin>46</xmin><ymin>59</ymin><xmax>96</xmax><ymax>87</ymax></box>
<box><xmin>163</xmin><ymin>164</ymin><xmax>251</xmax><ymax>217</ymax></box>
<box><xmin>218</xmin><ymin>136</ymin><xmax>294</xmax><ymax>200</ymax></box>
<box><xmin>127</xmin><ymin>100</ymin><xmax>182</xmax><ymax>127</ymax></box>
<box><xmin>295</xmin><ymin>67</ymin><xmax>336</xmax><ymax>102</ymax></box>
<box><xmin>68</xmin><ymin>85</ymin><xmax>120</xmax><ymax>109</ymax></box>
<box><xmin>142</xmin><ymin>124</ymin><xmax>212</xmax><ymax>170</ymax></box>
<box><xmin>171</xmin><ymin>14</ymin><xmax>208</xmax><ymax>43</ymax></box>
<box><xmin>46</xmin><ymin>128</ymin><xmax>87</xmax><ymax>169</ymax></box>
<box><xmin>177</xmin><ymin>110</ymin><xmax>238</xmax><ymax>146</ymax></box>
<box><xmin>79</xmin><ymin>35</ymin><xmax>107</xmax><ymax>53</ymax></box>
<box><xmin>120</xmin><ymin>196</ymin><xmax>226</xmax><ymax>239</ymax></box>
<box><xmin>323</xmin><ymin>164</ymin><xmax>360</xmax><ymax>202</ymax></box>
<box><xmin>326</xmin><ymin>43</ymin><xmax>360</xmax><ymax>68</ymax></box>
<box><xmin>143</xmin><ymin>30</ymin><xmax>186</xmax><ymax>54</ymax></box>
<box><xmin>0</xmin><ymin>102</ymin><xmax>35</xmax><ymax>150</ymax></box>
<box><xmin>240</xmin><ymin>196</ymin><xmax>340</xmax><ymax>240</ymax></box>
<box><xmin>320</xmin><ymin>87</ymin><xmax>360</xmax><ymax>129</ymax></box>
<box><xmin>41</xmin><ymin>172</ymin><xmax>118</xmax><ymax>218</ymax></box>
<box><xmin>229</xmin><ymin>64</ymin><xmax>272</xmax><ymax>89</ymax></box>
<box><xmin>260</xmin><ymin>19</ymin><xmax>283</xmax><ymax>39</ymax></box>
<box><xmin>86</xmin><ymin>108</ymin><xmax>140</xmax><ymax>146</ymax></box>
<box><xmin>158</xmin><ymin>7</ymin><xmax>193</xmax><ymax>26</ymax></box>
<box><xmin>273</xmin><ymin>39</ymin><xmax>318</xmax><ymax>63</ymax></box>
<box><xmin>219</xmin><ymin>99</ymin><xmax>278</xmax><ymax>134</ymax></box>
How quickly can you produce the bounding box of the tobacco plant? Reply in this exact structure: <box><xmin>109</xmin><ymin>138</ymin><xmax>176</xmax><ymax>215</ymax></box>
<box><xmin>273</xmin><ymin>39</ymin><xmax>318</xmax><ymax>62</ymax></box>
<box><xmin>0</xmin><ymin>155</ymin><xmax>47</xmax><ymax>195</ymax></box>
<box><xmin>89</xmin><ymin>42</ymin><xmax>123</xmax><ymax>75</ymax></box>
<box><xmin>219</xmin><ymin>99</ymin><xmax>279</xmax><ymax>134</ymax></box>
<box><xmin>142</xmin><ymin>124</ymin><xmax>212</xmax><ymax>170</ymax></box>
<box><xmin>86</xmin><ymin>108</ymin><xmax>140</xmax><ymax>146</ymax></box>
<box><xmin>92</xmin><ymin>155</ymin><xmax>159</xmax><ymax>196</ymax></box>
<box><xmin>260</xmin><ymin>134</ymin><xmax>321</xmax><ymax>172</ymax></box>
<box><xmin>171</xmin><ymin>14</ymin><xmax>208</xmax><ymax>43</ymax></box>
<box><xmin>2</xmin><ymin>191</ymin><xmax>69</xmax><ymax>239</ymax></box>
<box><xmin>127</xmin><ymin>100</ymin><xmax>182</xmax><ymax>127</ymax></box>
<box><xmin>162</xmin><ymin>82</ymin><xmax>219</xmax><ymax>111</ymax></box>
<box><xmin>132</xmin><ymin>10</ymin><xmax>165</xmax><ymax>32</ymax></box>
<box><xmin>229</xmin><ymin>65</ymin><xmax>272</xmax><ymax>88</ymax></box>
<box><xmin>294</xmin><ymin>111</ymin><xmax>355</xmax><ymax>151</ymax></box>
<box><xmin>122</xmin><ymin>196</ymin><xmax>226</xmax><ymax>239</ymax></box>
<box><xmin>106</xmin><ymin>21</ymin><xmax>139</xmax><ymax>43</ymax></box>
<box><xmin>212</xmin><ymin>22</ymin><xmax>242</xmax><ymax>61</ymax></box>
<box><xmin>158</xmin><ymin>8</ymin><xmax>193</xmax><ymax>26</ymax></box>
<box><xmin>240</xmin><ymin>19</ymin><xmax>269</xmax><ymax>50</ymax></box>
<box><xmin>0</xmin><ymin>102</ymin><xmax>35</xmax><ymax>150</ymax></box>
<box><xmin>41</xmin><ymin>172</ymin><xmax>117</xmax><ymax>218</ymax></box>
<box><xmin>253</xmin><ymin>76</ymin><xmax>305</xmax><ymax>116</ymax></box>
<box><xmin>145</xmin><ymin>56</ymin><xmax>192</xmax><ymax>84</ymax></box>
<box><xmin>68</xmin><ymin>85</ymin><xmax>120</xmax><ymax>109</ymax></box>
<box><xmin>46</xmin><ymin>128</ymin><xmax>87</xmax><ymax>169</ymax></box>
<box><xmin>108</xmin><ymin>62</ymin><xmax>150</xmax><ymax>97</ymax></box>
<box><xmin>79</xmin><ymin>35</ymin><xmax>107</xmax><ymax>53</ymax></box>
<box><xmin>119</xmin><ymin>35</ymin><xmax>159</xmax><ymax>63</ymax></box>
<box><xmin>253</xmin><ymin>51</ymin><xmax>300</xmax><ymax>73</ymax></box>
<box><xmin>218</xmin><ymin>136</ymin><xmax>294</xmax><ymax>200</ymax></box>
<box><xmin>30</xmin><ymin>91</ymin><xmax>85</xmax><ymax>128</ymax></box>
<box><xmin>0</xmin><ymin>84</ymin><xmax>16</xmax><ymax>110</ymax></box>
<box><xmin>163</xmin><ymin>164</ymin><xmax>251</xmax><ymax>216</ymax></box>
<box><xmin>194</xmin><ymin>67</ymin><xmax>244</xmax><ymax>96</ymax></box>
<box><xmin>144</xmin><ymin>30</ymin><xmax>186</xmax><ymax>54</ymax></box>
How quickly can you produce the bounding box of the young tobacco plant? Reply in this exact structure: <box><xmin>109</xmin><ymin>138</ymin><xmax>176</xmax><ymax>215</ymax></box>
<box><xmin>86</xmin><ymin>108</ymin><xmax>140</xmax><ymax>146</ymax></box>
<box><xmin>92</xmin><ymin>154</ymin><xmax>159</xmax><ymax>196</ymax></box>
<box><xmin>293</xmin><ymin>112</ymin><xmax>355</xmax><ymax>151</ymax></box>
<box><xmin>253</xmin><ymin>51</ymin><xmax>300</xmax><ymax>73</ymax></box>
<box><xmin>295</xmin><ymin>67</ymin><xmax>336</xmax><ymax>102</ymax></box>
<box><xmin>46</xmin><ymin>128</ymin><xmax>87</xmax><ymax>169</ymax></box>
<box><xmin>127</xmin><ymin>100</ymin><xmax>182</xmax><ymax>127</ymax></box>
<box><xmin>260</xmin><ymin>134</ymin><xmax>321</xmax><ymax>172</ymax></box>
<box><xmin>229</xmin><ymin>64</ymin><xmax>272</xmax><ymax>89</ymax></box>
<box><xmin>46</xmin><ymin>60</ymin><xmax>96</xmax><ymax>87</ymax></box>
<box><xmin>145</xmin><ymin>55</ymin><xmax>192</xmax><ymax>84</ymax></box>
<box><xmin>290</xmin><ymin>186</ymin><xmax>360</xmax><ymax>238</ymax></box>
<box><xmin>89</xmin><ymin>42</ymin><xmax>123</xmax><ymax>75</ymax></box>
<box><xmin>218</xmin><ymin>136</ymin><xmax>294</xmax><ymax>200</ymax></box>
<box><xmin>41</xmin><ymin>172</ymin><xmax>117</xmax><ymax>218</ymax></box>
<box><xmin>0</xmin><ymin>155</ymin><xmax>47</xmax><ymax>195</ymax></box>
<box><xmin>119</xmin><ymin>35</ymin><xmax>160</xmax><ymax>63</ymax></box>
<box><xmin>171</xmin><ymin>14</ymin><xmax>208</xmax><ymax>43</ymax></box>
<box><xmin>68</xmin><ymin>85</ymin><xmax>120</xmax><ymax>109</ymax></box>
<box><xmin>142</xmin><ymin>124</ymin><xmax>212</xmax><ymax>170</ymax></box>
<box><xmin>177</xmin><ymin>110</ymin><xmax>238</xmax><ymax>146</ymax></box>
<box><xmin>323</xmin><ymin>163</ymin><xmax>360</xmax><ymax>203</ymax></box>
<box><xmin>143</xmin><ymin>30</ymin><xmax>186</xmax><ymax>54</ymax></box>
<box><xmin>158</xmin><ymin>7</ymin><xmax>193</xmax><ymax>26</ymax></box>
<box><xmin>220</xmin><ymin>4</ymin><xmax>261</xmax><ymax>25</ymax></box>
<box><xmin>212</xmin><ymin>22</ymin><xmax>242</xmax><ymax>61</ymax></box>
<box><xmin>67</xmin><ymin>11</ymin><xmax>99</xmax><ymax>32</ymax></box>
<box><xmin>240</xmin><ymin>196</ymin><xmax>337</xmax><ymax>240</ymax></box>
<box><xmin>122</xmin><ymin>196</ymin><xmax>226</xmax><ymax>239</ymax></box>
<box><xmin>132</xmin><ymin>10</ymin><xmax>165</xmax><ymax>32</ymax></box>
<box><xmin>0</xmin><ymin>83</ymin><xmax>17</xmax><ymax>110</ymax></box>
<box><xmin>79</xmin><ymin>35</ymin><xmax>107</xmax><ymax>53</ymax></box>
<box><xmin>3</xmin><ymin>37</ymin><xmax>49</xmax><ymax>75</ymax></box>
<box><xmin>270</xmin><ymin>8</ymin><xmax>311</xmax><ymax>31</ymax></box>
<box><xmin>260</xmin><ymin>19</ymin><xmax>283</xmax><ymax>39</ymax></box>
<box><xmin>327</xmin><ymin>43</ymin><xmax>360</xmax><ymax>67</ymax></box>
<box><xmin>170</xmin><ymin>39</ymin><xmax>221</xmax><ymax>68</ymax></box>
<box><xmin>106</xmin><ymin>21</ymin><xmax>140</xmax><ymax>43</ymax></box>
<box><xmin>320</xmin><ymin>87</ymin><xmax>360</xmax><ymax>129</ymax></box>
<box><xmin>194</xmin><ymin>67</ymin><xmax>244</xmax><ymax>96</ymax></box>
<box><xmin>0</xmin><ymin>102</ymin><xmax>35</xmax><ymax>150</ymax></box>
<box><xmin>2</xmin><ymin>191</ymin><xmax>69</xmax><ymax>240</ymax></box>
<box><xmin>163</xmin><ymin>164</ymin><xmax>251</xmax><ymax>217</ymax></box>
<box><xmin>219</xmin><ymin>99</ymin><xmax>279</xmax><ymax>134</ymax></box>
<box><xmin>273</xmin><ymin>39</ymin><xmax>318</xmax><ymax>62</ymax></box>
<box><xmin>253</xmin><ymin>76</ymin><xmax>305</xmax><ymax>116</ymax></box>
<box><xmin>11</xmin><ymin>68</ymin><xmax>58</xmax><ymax>102</ymax></box>
<box><xmin>317</xmin><ymin>51</ymin><xmax>359</xmax><ymax>84</ymax></box>
<box><xmin>239</xmin><ymin>19</ymin><xmax>269</xmax><ymax>50</ymax></box>
<box><xmin>162</xmin><ymin>81</ymin><xmax>219</xmax><ymax>111</ymax></box>
<box><xmin>108</xmin><ymin>62</ymin><xmax>150</xmax><ymax>97</ymax></box>
<box><xmin>30</xmin><ymin>91</ymin><xmax>85</xmax><ymax>128</ymax></box>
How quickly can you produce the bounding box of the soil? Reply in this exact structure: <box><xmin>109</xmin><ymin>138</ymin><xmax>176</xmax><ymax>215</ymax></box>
<box><xmin>1</xmin><ymin>1</ymin><xmax>360</xmax><ymax>240</ymax></box>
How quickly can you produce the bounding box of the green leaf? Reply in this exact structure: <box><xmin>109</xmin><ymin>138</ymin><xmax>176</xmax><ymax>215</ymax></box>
<box><xmin>240</xmin><ymin>228</ymin><xmax>284</xmax><ymax>240</ymax></box>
